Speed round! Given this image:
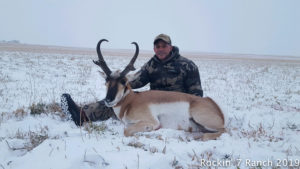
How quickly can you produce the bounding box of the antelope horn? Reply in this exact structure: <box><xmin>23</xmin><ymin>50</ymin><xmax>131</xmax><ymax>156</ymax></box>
<box><xmin>120</xmin><ymin>42</ymin><xmax>139</xmax><ymax>77</ymax></box>
<box><xmin>93</xmin><ymin>39</ymin><xmax>112</xmax><ymax>76</ymax></box>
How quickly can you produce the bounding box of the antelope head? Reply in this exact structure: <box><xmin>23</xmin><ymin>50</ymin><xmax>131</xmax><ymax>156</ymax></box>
<box><xmin>93</xmin><ymin>39</ymin><xmax>139</xmax><ymax>107</ymax></box>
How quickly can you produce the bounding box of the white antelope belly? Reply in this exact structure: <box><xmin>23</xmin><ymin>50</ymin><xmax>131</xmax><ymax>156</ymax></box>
<box><xmin>149</xmin><ymin>102</ymin><xmax>191</xmax><ymax>130</ymax></box>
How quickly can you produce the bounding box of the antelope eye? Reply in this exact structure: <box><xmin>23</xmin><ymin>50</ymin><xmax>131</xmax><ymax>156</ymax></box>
<box><xmin>120</xmin><ymin>79</ymin><xmax>126</xmax><ymax>85</ymax></box>
<box><xmin>105</xmin><ymin>77</ymin><xmax>111</xmax><ymax>82</ymax></box>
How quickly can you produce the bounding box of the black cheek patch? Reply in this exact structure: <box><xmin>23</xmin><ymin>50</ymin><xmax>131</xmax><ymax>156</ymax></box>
<box><xmin>123</xmin><ymin>85</ymin><xmax>128</xmax><ymax>94</ymax></box>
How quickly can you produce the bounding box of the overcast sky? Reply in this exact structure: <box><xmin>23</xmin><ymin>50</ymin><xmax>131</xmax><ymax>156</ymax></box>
<box><xmin>1</xmin><ymin>0</ymin><xmax>299</xmax><ymax>56</ymax></box>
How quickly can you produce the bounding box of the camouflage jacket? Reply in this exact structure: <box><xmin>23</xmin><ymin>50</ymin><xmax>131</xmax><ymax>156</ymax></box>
<box><xmin>130</xmin><ymin>46</ymin><xmax>203</xmax><ymax>97</ymax></box>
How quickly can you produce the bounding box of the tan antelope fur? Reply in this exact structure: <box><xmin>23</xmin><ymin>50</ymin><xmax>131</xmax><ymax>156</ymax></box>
<box><xmin>93</xmin><ymin>39</ymin><xmax>225</xmax><ymax>141</ymax></box>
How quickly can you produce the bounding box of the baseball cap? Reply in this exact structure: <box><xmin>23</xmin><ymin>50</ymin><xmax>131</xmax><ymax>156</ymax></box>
<box><xmin>153</xmin><ymin>34</ymin><xmax>172</xmax><ymax>45</ymax></box>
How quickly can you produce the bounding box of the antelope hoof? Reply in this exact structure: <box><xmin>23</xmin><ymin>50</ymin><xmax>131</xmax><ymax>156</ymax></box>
<box><xmin>145</xmin><ymin>126</ymin><xmax>153</xmax><ymax>132</ymax></box>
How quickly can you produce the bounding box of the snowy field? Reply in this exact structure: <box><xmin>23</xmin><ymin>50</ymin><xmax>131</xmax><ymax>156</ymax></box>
<box><xmin>0</xmin><ymin>44</ymin><xmax>300</xmax><ymax>169</ymax></box>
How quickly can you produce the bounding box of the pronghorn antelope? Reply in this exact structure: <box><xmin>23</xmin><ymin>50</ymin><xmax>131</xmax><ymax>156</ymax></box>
<box><xmin>93</xmin><ymin>39</ymin><xmax>225</xmax><ymax>141</ymax></box>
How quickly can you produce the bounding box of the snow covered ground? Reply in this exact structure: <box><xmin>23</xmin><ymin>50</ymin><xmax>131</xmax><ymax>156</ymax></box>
<box><xmin>0</xmin><ymin>44</ymin><xmax>299</xmax><ymax>169</ymax></box>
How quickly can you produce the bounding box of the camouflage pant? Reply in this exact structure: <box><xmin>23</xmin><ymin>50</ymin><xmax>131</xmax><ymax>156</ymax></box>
<box><xmin>83</xmin><ymin>99</ymin><xmax>117</xmax><ymax>121</ymax></box>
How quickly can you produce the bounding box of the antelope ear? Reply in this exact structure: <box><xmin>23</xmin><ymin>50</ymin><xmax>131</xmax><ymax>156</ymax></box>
<box><xmin>98</xmin><ymin>71</ymin><xmax>107</xmax><ymax>79</ymax></box>
<box><xmin>126</xmin><ymin>71</ymin><xmax>141</xmax><ymax>82</ymax></box>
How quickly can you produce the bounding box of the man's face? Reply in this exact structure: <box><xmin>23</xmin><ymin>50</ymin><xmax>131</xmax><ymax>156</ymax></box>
<box><xmin>154</xmin><ymin>40</ymin><xmax>173</xmax><ymax>60</ymax></box>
